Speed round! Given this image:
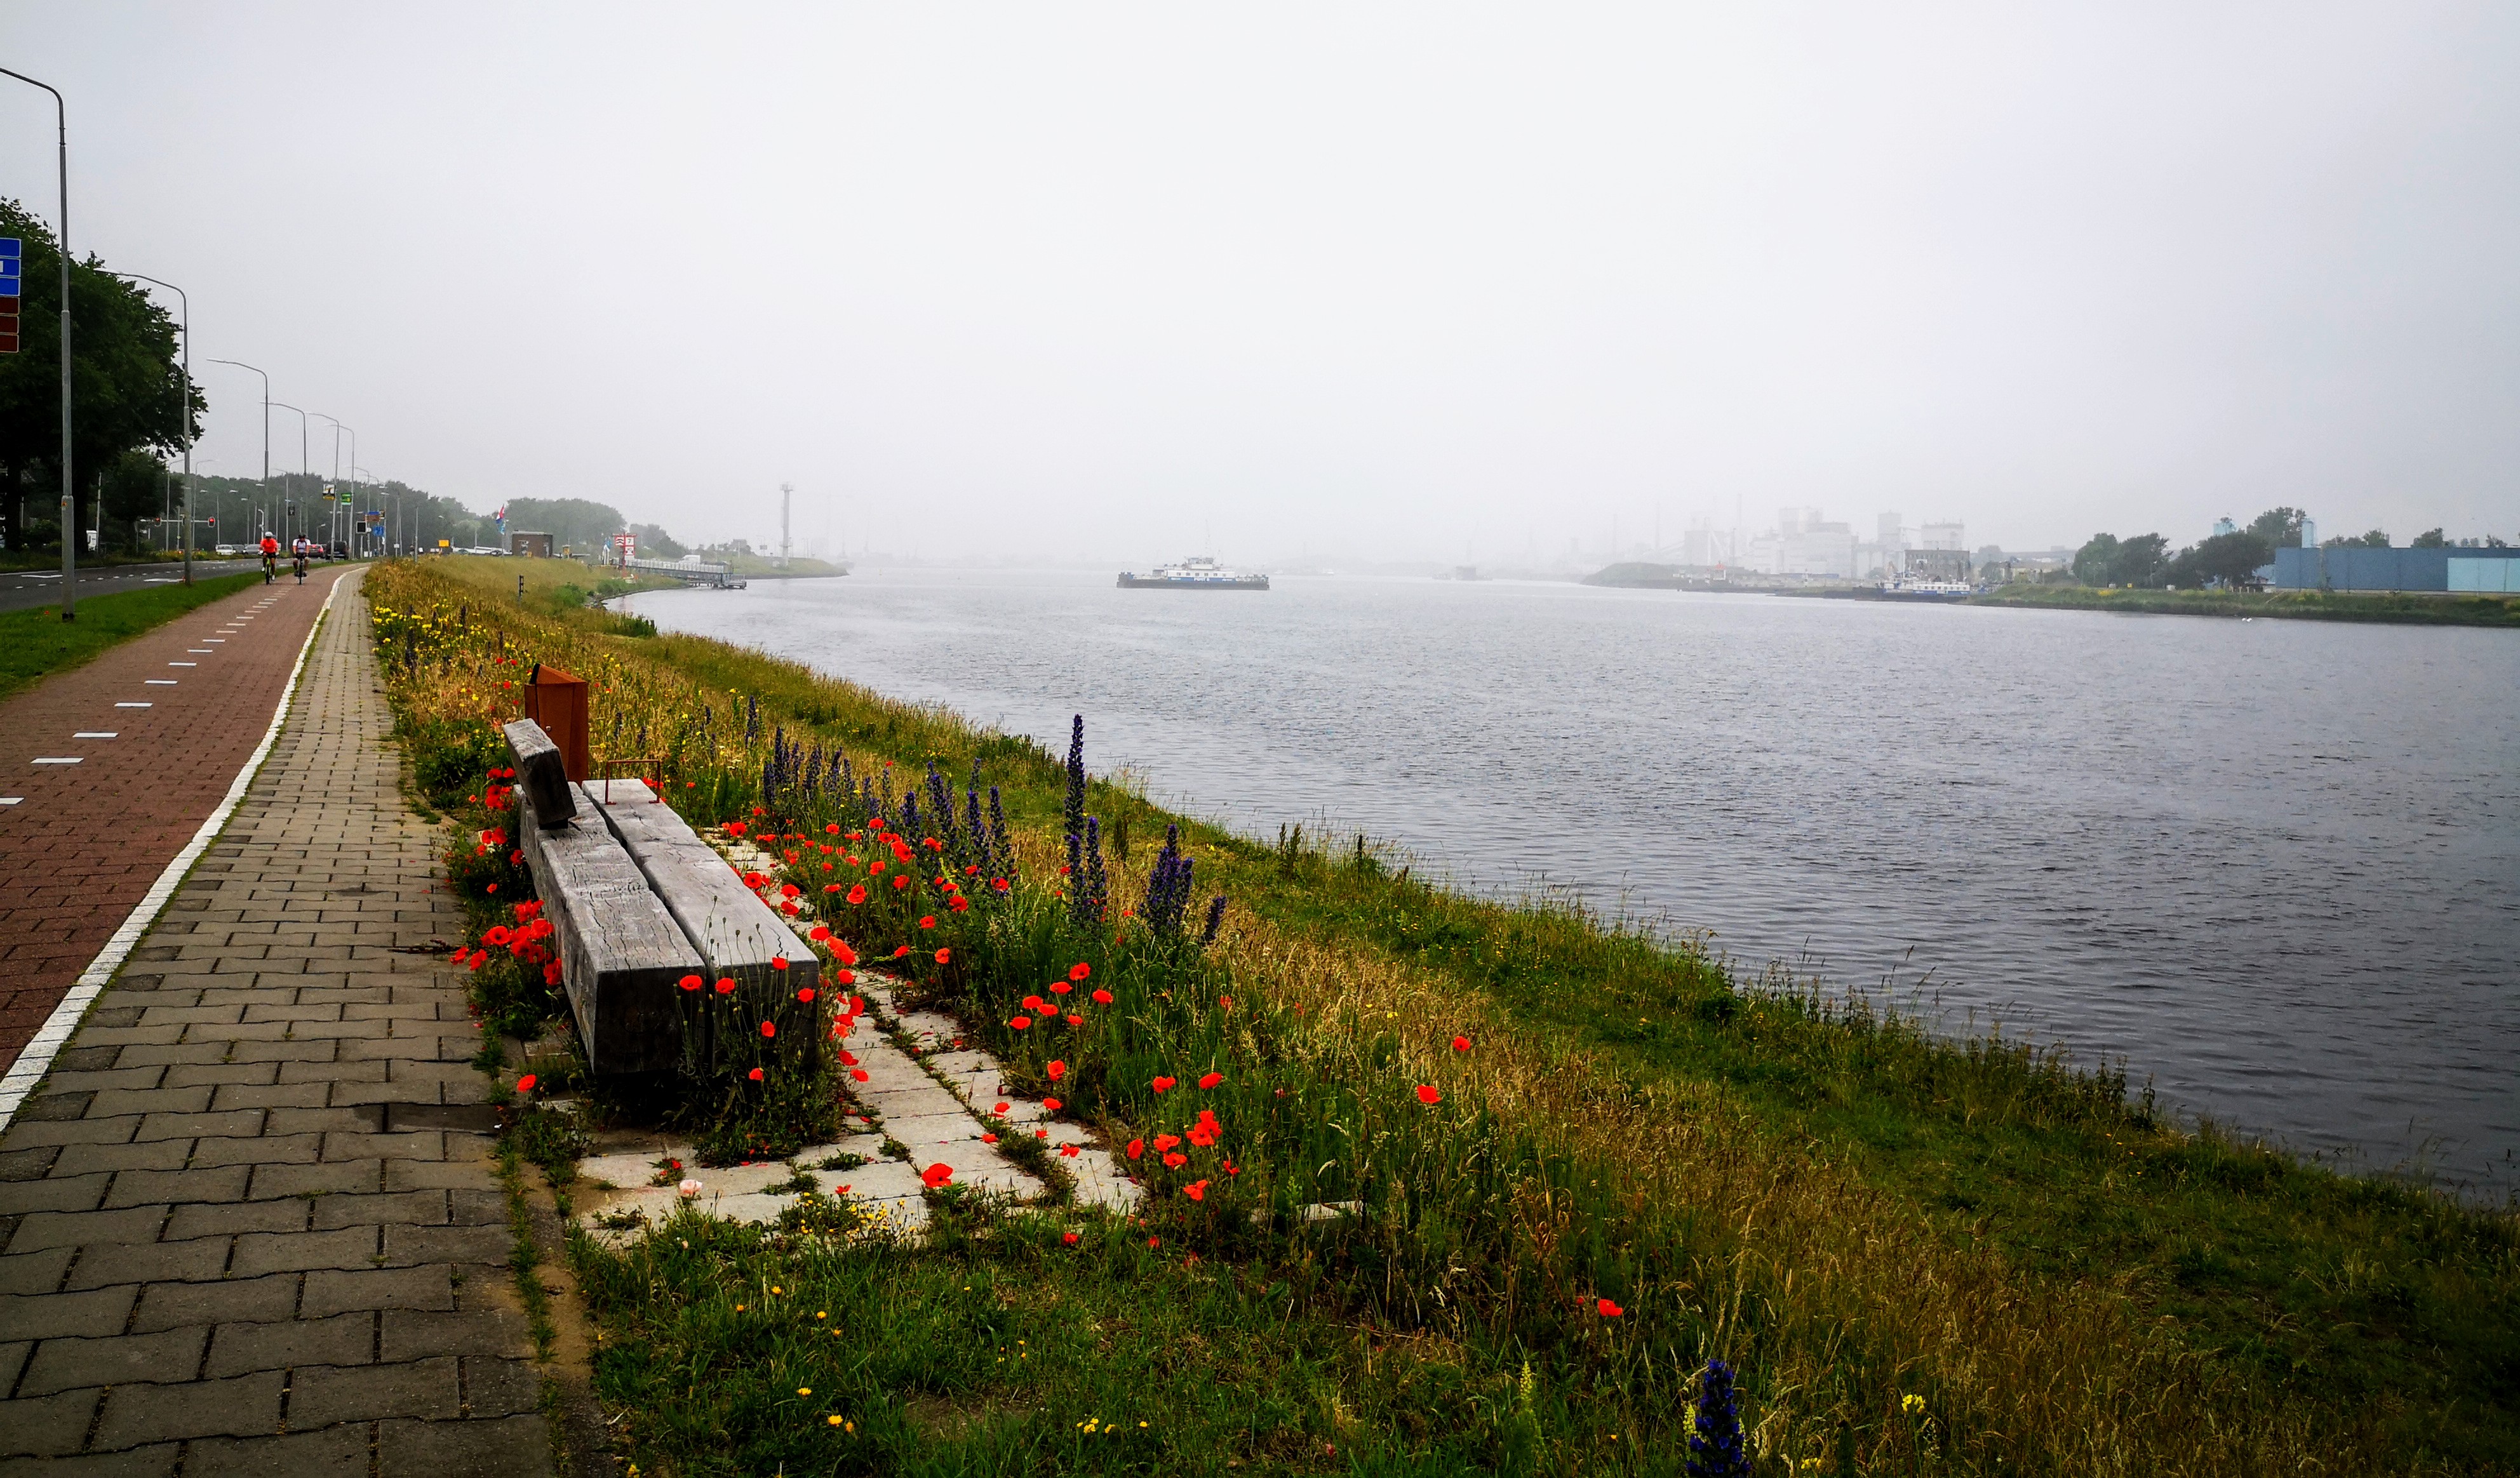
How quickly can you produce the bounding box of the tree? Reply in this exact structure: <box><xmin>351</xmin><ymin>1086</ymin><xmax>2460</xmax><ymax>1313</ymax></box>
<box><xmin>2411</xmin><ymin>528</ymin><xmax>2447</xmax><ymax>548</ymax></box>
<box><xmin>2174</xmin><ymin>529</ymin><xmax>2274</xmax><ymax>589</ymax></box>
<box><xmin>501</xmin><ymin>496</ymin><xmax>627</xmax><ymax>554</ymax></box>
<box><xmin>2072</xmin><ymin>533</ymin><xmax>2121</xmax><ymax>585</ymax></box>
<box><xmin>2328</xmin><ymin>529</ymin><xmax>2391</xmax><ymax>549</ymax></box>
<box><xmin>2248</xmin><ymin>507</ymin><xmax>2308</xmax><ymax>547</ymax></box>
<box><xmin>0</xmin><ymin>199</ymin><xmax>201</xmax><ymax>552</ymax></box>
<box><xmin>2111</xmin><ymin>533</ymin><xmax>2171</xmax><ymax>587</ymax></box>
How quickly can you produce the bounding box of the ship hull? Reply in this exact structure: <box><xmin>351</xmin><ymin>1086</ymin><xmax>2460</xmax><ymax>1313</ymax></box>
<box><xmin>1116</xmin><ymin>574</ymin><xmax>1271</xmax><ymax>590</ymax></box>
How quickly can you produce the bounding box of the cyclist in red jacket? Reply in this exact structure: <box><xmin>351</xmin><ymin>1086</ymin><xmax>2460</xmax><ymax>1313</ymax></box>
<box><xmin>258</xmin><ymin>534</ymin><xmax>279</xmax><ymax>584</ymax></box>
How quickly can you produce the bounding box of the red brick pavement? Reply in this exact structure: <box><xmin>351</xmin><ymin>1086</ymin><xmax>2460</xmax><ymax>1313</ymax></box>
<box><xmin>0</xmin><ymin>565</ymin><xmax>354</xmax><ymax>1072</ymax></box>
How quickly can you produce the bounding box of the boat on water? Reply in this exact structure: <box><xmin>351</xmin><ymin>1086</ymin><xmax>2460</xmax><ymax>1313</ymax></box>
<box><xmin>1875</xmin><ymin>578</ymin><xmax>1976</xmax><ymax>603</ymax></box>
<box><xmin>1117</xmin><ymin>556</ymin><xmax>1270</xmax><ymax>590</ymax></box>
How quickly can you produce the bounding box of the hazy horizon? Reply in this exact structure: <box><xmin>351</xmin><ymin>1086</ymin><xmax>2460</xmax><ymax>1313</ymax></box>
<box><xmin>4</xmin><ymin>3</ymin><xmax>2514</xmax><ymax>563</ymax></box>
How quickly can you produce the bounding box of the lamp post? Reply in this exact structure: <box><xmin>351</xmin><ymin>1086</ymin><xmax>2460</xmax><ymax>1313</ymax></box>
<box><xmin>106</xmin><ymin>272</ymin><xmax>196</xmax><ymax>585</ymax></box>
<box><xmin>312</xmin><ymin>413</ymin><xmax>351</xmax><ymax>557</ymax></box>
<box><xmin>268</xmin><ymin>400</ymin><xmax>307</xmax><ymax>549</ymax></box>
<box><xmin>0</xmin><ymin>67</ymin><xmax>76</xmax><ymax>619</ymax></box>
<box><xmin>209</xmin><ymin>359</ymin><xmax>269</xmax><ymax>543</ymax></box>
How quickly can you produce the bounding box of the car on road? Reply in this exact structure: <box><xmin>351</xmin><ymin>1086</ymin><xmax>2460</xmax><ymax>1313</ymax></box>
<box><xmin>213</xmin><ymin>543</ymin><xmax>240</xmax><ymax>556</ymax></box>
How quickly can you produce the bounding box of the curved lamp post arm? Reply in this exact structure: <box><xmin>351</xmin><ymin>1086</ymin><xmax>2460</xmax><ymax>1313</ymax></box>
<box><xmin>107</xmin><ymin>270</ymin><xmax>195</xmax><ymax>584</ymax></box>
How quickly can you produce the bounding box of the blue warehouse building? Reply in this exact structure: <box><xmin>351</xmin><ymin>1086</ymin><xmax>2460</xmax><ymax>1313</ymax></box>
<box><xmin>2270</xmin><ymin>545</ymin><xmax>2520</xmax><ymax>592</ymax></box>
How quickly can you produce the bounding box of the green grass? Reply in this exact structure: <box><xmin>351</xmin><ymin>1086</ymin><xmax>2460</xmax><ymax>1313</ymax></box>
<box><xmin>0</xmin><ymin>571</ymin><xmax>264</xmax><ymax>700</ymax></box>
<box><xmin>1969</xmin><ymin>584</ymin><xmax>2520</xmax><ymax>626</ymax></box>
<box><xmin>377</xmin><ymin>555</ymin><xmax>2520</xmax><ymax>1475</ymax></box>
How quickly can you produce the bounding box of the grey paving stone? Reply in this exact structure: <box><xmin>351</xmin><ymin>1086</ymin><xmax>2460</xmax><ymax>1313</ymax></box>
<box><xmin>204</xmin><ymin>1311</ymin><xmax>374</xmax><ymax>1377</ymax></box>
<box><xmin>379</xmin><ymin>1162</ymin><xmax>493</xmax><ymax>1194</ymax></box>
<box><xmin>207</xmin><ymin>1082</ymin><xmax>333</xmax><ymax>1110</ymax></box>
<box><xmin>3</xmin><ymin>1205</ymin><xmax>166</xmax><ymax>1253</ymax></box>
<box><xmin>0</xmin><ymin>1388</ymin><xmax>105</xmax><ymax>1458</ymax></box>
<box><xmin>162</xmin><ymin>1062</ymin><xmax>285</xmax><ymax>1091</ymax></box>
<box><xmin>0</xmin><ymin>1173</ymin><xmax>111</xmax><ymax>1216</ymax></box>
<box><xmin>246</xmin><ymin>1161</ymin><xmax>382</xmax><ymax>1200</ymax></box>
<box><xmin>17</xmin><ymin>1325</ymin><xmax>208</xmax><ymax>1396</ymax></box>
<box><xmin>376</xmin><ymin>1413</ymin><xmax>551</xmax><ymax>1477</ymax></box>
<box><xmin>462</xmin><ymin>1354</ymin><xmax>542</xmax><ymax>1416</ymax></box>
<box><xmin>85</xmin><ymin>1087</ymin><xmax>218</xmax><ymax>1119</ymax></box>
<box><xmin>301</xmin><ymin>1265</ymin><xmax>451</xmax><ymax>1317</ymax></box>
<box><xmin>164</xmin><ymin>1197</ymin><xmax>304</xmax><ymax>1239</ymax></box>
<box><xmin>0</xmin><ymin>1116</ymin><xmax>144</xmax><ymax>1150</ymax></box>
<box><xmin>0</xmin><ymin>1147</ymin><xmax>62</xmax><ymax>1182</ymax></box>
<box><xmin>381</xmin><ymin>1225</ymin><xmax>507</xmax><ymax>1267</ymax></box>
<box><xmin>48</xmin><ymin>1142</ymin><xmax>191</xmax><ymax>1176</ymax></box>
<box><xmin>32</xmin><ymin>1067</ymin><xmax>165</xmax><ymax>1094</ymax></box>
<box><xmin>128</xmin><ymin>1274</ymin><xmax>297</xmax><ymax>1332</ymax></box>
<box><xmin>229</xmin><ymin>1227</ymin><xmax>380</xmax><ymax>1277</ymax></box>
<box><xmin>184</xmin><ymin>1424</ymin><xmax>372</xmax><ymax>1477</ymax></box>
<box><xmin>91</xmin><ymin>1368</ymin><xmax>284</xmax><ymax>1446</ymax></box>
<box><xmin>0</xmin><ymin>1441</ymin><xmax>184</xmax><ymax>1475</ymax></box>
<box><xmin>319</xmin><ymin>1132</ymin><xmax>443</xmax><ymax>1162</ymax></box>
<box><xmin>19</xmin><ymin>1092</ymin><xmax>97</xmax><ymax>1124</ymax></box>
<box><xmin>0</xmin><ymin>1339</ymin><xmax>24</xmax><ymax>1394</ymax></box>
<box><xmin>62</xmin><ymin>1236</ymin><xmax>231</xmax><ymax>1290</ymax></box>
<box><xmin>0</xmin><ymin>1248</ymin><xmax>72</xmax><ymax>1296</ymax></box>
<box><xmin>289</xmin><ymin>1355</ymin><xmax>460</xmax><ymax>1425</ymax></box>
<box><xmin>190</xmin><ymin>1134</ymin><xmax>324</xmax><ymax>1169</ymax></box>
<box><xmin>311</xmin><ymin>1190</ymin><xmax>447</xmax><ymax>1230</ymax></box>
<box><xmin>133</xmin><ymin>1110</ymin><xmax>266</xmax><ymax>1142</ymax></box>
<box><xmin>105</xmin><ymin>1165</ymin><xmax>252</xmax><ymax>1209</ymax></box>
<box><xmin>378</xmin><ymin>1307</ymin><xmax>529</xmax><ymax>1362</ymax></box>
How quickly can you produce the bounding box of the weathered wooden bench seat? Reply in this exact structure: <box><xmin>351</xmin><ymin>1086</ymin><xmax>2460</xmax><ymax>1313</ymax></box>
<box><xmin>502</xmin><ymin>721</ymin><xmax>819</xmax><ymax>1075</ymax></box>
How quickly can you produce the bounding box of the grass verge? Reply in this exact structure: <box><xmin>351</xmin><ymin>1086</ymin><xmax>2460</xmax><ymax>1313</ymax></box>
<box><xmin>0</xmin><ymin>570</ymin><xmax>263</xmax><ymax>700</ymax></box>
<box><xmin>375</xmin><ymin>553</ymin><xmax>2519</xmax><ymax>1475</ymax></box>
<box><xmin>1967</xmin><ymin>583</ymin><xmax>2520</xmax><ymax>625</ymax></box>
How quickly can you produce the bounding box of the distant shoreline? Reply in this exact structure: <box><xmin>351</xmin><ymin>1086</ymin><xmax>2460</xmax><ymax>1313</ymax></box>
<box><xmin>1959</xmin><ymin>585</ymin><xmax>2520</xmax><ymax>627</ymax></box>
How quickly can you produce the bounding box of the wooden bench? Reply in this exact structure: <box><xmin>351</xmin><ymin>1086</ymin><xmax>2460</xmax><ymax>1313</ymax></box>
<box><xmin>580</xmin><ymin>778</ymin><xmax>822</xmax><ymax>1067</ymax></box>
<box><xmin>502</xmin><ymin>721</ymin><xmax>819</xmax><ymax>1075</ymax></box>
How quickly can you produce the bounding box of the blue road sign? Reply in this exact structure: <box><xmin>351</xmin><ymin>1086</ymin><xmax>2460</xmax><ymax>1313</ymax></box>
<box><xmin>0</xmin><ymin>237</ymin><xmax>20</xmax><ymax>259</ymax></box>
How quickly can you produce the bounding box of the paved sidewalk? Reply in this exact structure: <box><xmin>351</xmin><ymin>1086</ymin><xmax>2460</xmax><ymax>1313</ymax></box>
<box><xmin>0</xmin><ymin>569</ymin><xmax>553</xmax><ymax>1475</ymax></box>
<box><xmin>1</xmin><ymin>567</ymin><xmax>353</xmax><ymax>1075</ymax></box>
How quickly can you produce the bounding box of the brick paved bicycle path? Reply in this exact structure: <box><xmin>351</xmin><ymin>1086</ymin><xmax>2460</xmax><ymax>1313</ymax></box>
<box><xmin>0</xmin><ymin>566</ymin><xmax>356</xmax><ymax>1077</ymax></box>
<box><xmin>0</xmin><ymin>568</ymin><xmax>553</xmax><ymax>1475</ymax></box>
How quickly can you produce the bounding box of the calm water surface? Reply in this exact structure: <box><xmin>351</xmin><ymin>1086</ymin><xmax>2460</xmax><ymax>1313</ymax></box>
<box><xmin>621</xmin><ymin>569</ymin><xmax>2520</xmax><ymax>1194</ymax></box>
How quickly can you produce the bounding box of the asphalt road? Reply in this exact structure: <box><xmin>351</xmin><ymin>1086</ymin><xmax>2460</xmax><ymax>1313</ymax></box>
<box><xmin>0</xmin><ymin>558</ymin><xmax>278</xmax><ymax>614</ymax></box>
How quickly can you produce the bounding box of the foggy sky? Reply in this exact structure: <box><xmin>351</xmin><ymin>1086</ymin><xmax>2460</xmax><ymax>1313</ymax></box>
<box><xmin>3</xmin><ymin>3</ymin><xmax>2514</xmax><ymax>562</ymax></box>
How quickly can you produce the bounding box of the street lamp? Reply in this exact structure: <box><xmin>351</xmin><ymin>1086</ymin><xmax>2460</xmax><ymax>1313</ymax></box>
<box><xmin>209</xmin><ymin>359</ymin><xmax>269</xmax><ymax>542</ymax></box>
<box><xmin>0</xmin><ymin>67</ymin><xmax>76</xmax><ymax>619</ymax></box>
<box><xmin>268</xmin><ymin>399</ymin><xmax>307</xmax><ymax>548</ymax></box>
<box><xmin>106</xmin><ymin>271</ymin><xmax>196</xmax><ymax>585</ymax></box>
<box><xmin>312</xmin><ymin>413</ymin><xmax>351</xmax><ymax>556</ymax></box>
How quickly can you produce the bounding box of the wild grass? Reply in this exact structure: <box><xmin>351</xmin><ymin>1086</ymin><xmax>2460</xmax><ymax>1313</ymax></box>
<box><xmin>372</xmin><ymin>554</ymin><xmax>2520</xmax><ymax>1474</ymax></box>
<box><xmin>1969</xmin><ymin>583</ymin><xmax>2520</xmax><ymax>626</ymax></box>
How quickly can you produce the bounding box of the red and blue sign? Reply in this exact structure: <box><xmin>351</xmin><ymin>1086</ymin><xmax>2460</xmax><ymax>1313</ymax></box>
<box><xmin>0</xmin><ymin>238</ymin><xmax>20</xmax><ymax>356</ymax></box>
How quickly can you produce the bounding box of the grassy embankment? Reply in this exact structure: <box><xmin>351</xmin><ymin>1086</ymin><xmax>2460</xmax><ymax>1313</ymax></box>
<box><xmin>372</xmin><ymin>553</ymin><xmax>2518</xmax><ymax>1476</ymax></box>
<box><xmin>0</xmin><ymin>570</ymin><xmax>264</xmax><ymax>701</ymax></box>
<box><xmin>1969</xmin><ymin>584</ymin><xmax>2520</xmax><ymax>627</ymax></box>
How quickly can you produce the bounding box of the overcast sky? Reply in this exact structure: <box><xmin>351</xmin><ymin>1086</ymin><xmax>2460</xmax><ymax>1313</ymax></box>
<box><xmin>3</xmin><ymin>3</ymin><xmax>2513</xmax><ymax>561</ymax></box>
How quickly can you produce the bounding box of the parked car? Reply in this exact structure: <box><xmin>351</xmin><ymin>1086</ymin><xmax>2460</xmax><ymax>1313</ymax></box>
<box><xmin>213</xmin><ymin>543</ymin><xmax>240</xmax><ymax>556</ymax></box>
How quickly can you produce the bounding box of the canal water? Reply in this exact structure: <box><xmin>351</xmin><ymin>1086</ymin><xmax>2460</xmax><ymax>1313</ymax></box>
<box><xmin>619</xmin><ymin>569</ymin><xmax>2520</xmax><ymax>1195</ymax></box>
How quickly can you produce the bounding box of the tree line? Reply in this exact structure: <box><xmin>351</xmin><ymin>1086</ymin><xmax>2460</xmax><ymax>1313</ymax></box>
<box><xmin>2072</xmin><ymin>508</ymin><xmax>2512</xmax><ymax>590</ymax></box>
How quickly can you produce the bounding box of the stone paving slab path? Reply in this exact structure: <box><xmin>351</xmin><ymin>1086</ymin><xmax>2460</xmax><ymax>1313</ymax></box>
<box><xmin>0</xmin><ymin>567</ymin><xmax>354</xmax><ymax>1077</ymax></box>
<box><xmin>0</xmin><ymin>568</ymin><xmax>554</xmax><ymax>1474</ymax></box>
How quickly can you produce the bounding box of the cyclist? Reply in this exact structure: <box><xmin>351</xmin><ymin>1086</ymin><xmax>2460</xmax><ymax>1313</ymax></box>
<box><xmin>292</xmin><ymin>537</ymin><xmax>310</xmax><ymax>585</ymax></box>
<box><xmin>258</xmin><ymin>532</ymin><xmax>279</xmax><ymax>584</ymax></box>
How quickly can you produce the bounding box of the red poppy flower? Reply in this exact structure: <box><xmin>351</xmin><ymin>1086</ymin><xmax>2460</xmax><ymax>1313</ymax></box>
<box><xmin>992</xmin><ymin>877</ymin><xmax>1010</xmax><ymax>893</ymax></box>
<box><xmin>981</xmin><ymin>1132</ymin><xmax>998</xmax><ymax>1144</ymax></box>
<box><xmin>484</xmin><ymin>884</ymin><xmax>499</xmax><ymax>895</ymax></box>
<box><xmin>834</xmin><ymin>968</ymin><xmax>855</xmax><ymax>985</ymax></box>
<box><xmin>831</xmin><ymin>940</ymin><xmax>858</xmax><ymax>964</ymax></box>
<box><xmin>758</xmin><ymin>1021</ymin><xmax>776</xmax><ymax>1039</ymax></box>
<box><xmin>780</xmin><ymin>884</ymin><xmax>800</xmax><ymax>900</ymax></box>
<box><xmin>1023</xmin><ymin>994</ymin><xmax>1045</xmax><ymax>1012</ymax></box>
<box><xmin>1151</xmin><ymin>1075</ymin><xmax>1176</xmax><ymax>1093</ymax></box>
<box><xmin>892</xmin><ymin>946</ymin><xmax>911</xmax><ymax>958</ymax></box>
<box><xmin>1186</xmin><ymin>1124</ymin><xmax>1216</xmax><ymax>1148</ymax></box>
<box><xmin>892</xmin><ymin>875</ymin><xmax>909</xmax><ymax>890</ymax></box>
<box><xmin>1059</xmin><ymin>1144</ymin><xmax>1080</xmax><ymax>1158</ymax></box>
<box><xmin>483</xmin><ymin>926</ymin><xmax>513</xmax><ymax>947</ymax></box>
<box><xmin>1596</xmin><ymin>1298</ymin><xmax>1623</xmax><ymax>1317</ymax></box>
<box><xmin>851</xmin><ymin>1069</ymin><xmax>869</xmax><ymax>1082</ymax></box>
<box><xmin>825</xmin><ymin>823</ymin><xmax>841</xmax><ymax>835</ymax></box>
<box><xmin>1197</xmin><ymin>1072</ymin><xmax>1223</xmax><ymax>1090</ymax></box>
<box><xmin>1062</xmin><ymin>1230</ymin><xmax>1080</xmax><ymax>1244</ymax></box>
<box><xmin>748</xmin><ymin>1067</ymin><xmax>765</xmax><ymax>1082</ymax></box>
<box><xmin>715</xmin><ymin>978</ymin><xmax>737</xmax><ymax>995</ymax></box>
<box><xmin>1452</xmin><ymin>1035</ymin><xmax>1471</xmax><ymax>1053</ymax></box>
<box><xmin>918</xmin><ymin>915</ymin><xmax>935</xmax><ymax>929</ymax></box>
<box><xmin>1092</xmin><ymin>989</ymin><xmax>1113</xmax><ymax>1006</ymax></box>
<box><xmin>1066</xmin><ymin>1013</ymin><xmax>1083</xmax><ymax>1026</ymax></box>
<box><xmin>796</xmin><ymin>988</ymin><xmax>815</xmax><ymax>1003</ymax></box>
<box><xmin>1045</xmin><ymin>1060</ymin><xmax>1067</xmax><ymax>1081</ymax></box>
<box><xmin>1146</xmin><ymin>1237</ymin><xmax>1160</xmax><ymax>1248</ymax></box>
<box><xmin>846</xmin><ymin>885</ymin><xmax>868</xmax><ymax>904</ymax></box>
<box><xmin>1042</xmin><ymin>1098</ymin><xmax>1062</xmax><ymax>1113</ymax></box>
<box><xmin>1416</xmin><ymin>1085</ymin><xmax>1442</xmax><ymax>1105</ymax></box>
<box><xmin>1010</xmin><ymin>1015</ymin><xmax>1033</xmax><ymax>1030</ymax></box>
<box><xmin>770</xmin><ymin>956</ymin><xmax>789</xmax><ymax>971</ymax></box>
<box><xmin>935</xmin><ymin>948</ymin><xmax>951</xmax><ymax>964</ymax></box>
<box><xmin>1125</xmin><ymin>1138</ymin><xmax>1144</xmax><ymax>1160</ymax></box>
<box><xmin>1152</xmin><ymin>1133</ymin><xmax>1181</xmax><ymax>1152</ymax></box>
<box><xmin>1162</xmin><ymin>1152</ymin><xmax>1189</xmax><ymax>1168</ymax></box>
<box><xmin>514</xmin><ymin>1074</ymin><xmax>537</xmax><ymax>1095</ymax></box>
<box><xmin>726</xmin><ymin>822</ymin><xmax>746</xmax><ymax>838</ymax></box>
<box><xmin>840</xmin><ymin>1049</ymin><xmax>859</xmax><ymax>1066</ymax></box>
<box><xmin>993</xmin><ymin>1102</ymin><xmax>1010</xmax><ymax>1114</ymax></box>
<box><xmin>1183</xmin><ymin>1180</ymin><xmax>1209</xmax><ymax>1202</ymax></box>
<box><xmin>922</xmin><ymin>1162</ymin><xmax>954</xmax><ymax>1188</ymax></box>
<box><xmin>1068</xmin><ymin>963</ymin><xmax>1091</xmax><ymax>982</ymax></box>
<box><xmin>679</xmin><ymin>975</ymin><xmax>702</xmax><ymax>992</ymax></box>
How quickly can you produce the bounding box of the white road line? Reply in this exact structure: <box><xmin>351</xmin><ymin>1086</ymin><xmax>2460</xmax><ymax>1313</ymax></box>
<box><xmin>115</xmin><ymin>702</ymin><xmax>152</xmax><ymax>708</ymax></box>
<box><xmin>0</xmin><ymin>575</ymin><xmax>343</xmax><ymax>1133</ymax></box>
<box><xmin>145</xmin><ymin>679</ymin><xmax>177</xmax><ymax>685</ymax></box>
<box><xmin>0</xmin><ymin>798</ymin><xmax>20</xmax><ymax>806</ymax></box>
<box><xmin>31</xmin><ymin>757</ymin><xmax>83</xmax><ymax>765</ymax></box>
<box><xmin>168</xmin><ymin>662</ymin><xmax>197</xmax><ymax>667</ymax></box>
<box><xmin>72</xmin><ymin>732</ymin><xmax>117</xmax><ymax>739</ymax></box>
